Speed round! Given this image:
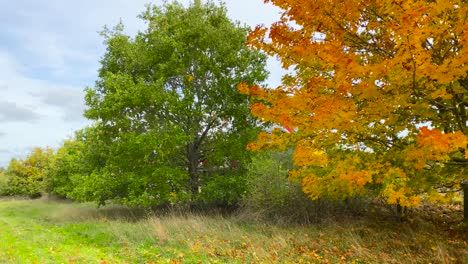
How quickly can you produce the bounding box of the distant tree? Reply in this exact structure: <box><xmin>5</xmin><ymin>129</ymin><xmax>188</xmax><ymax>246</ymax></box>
<box><xmin>1</xmin><ymin>147</ymin><xmax>54</xmax><ymax>198</ymax></box>
<box><xmin>44</xmin><ymin>127</ymin><xmax>116</xmax><ymax>204</ymax></box>
<box><xmin>82</xmin><ymin>1</ymin><xmax>268</xmax><ymax>206</ymax></box>
<box><xmin>0</xmin><ymin>167</ymin><xmax>6</xmax><ymax>194</ymax></box>
<box><xmin>44</xmin><ymin>139</ymin><xmax>86</xmax><ymax>198</ymax></box>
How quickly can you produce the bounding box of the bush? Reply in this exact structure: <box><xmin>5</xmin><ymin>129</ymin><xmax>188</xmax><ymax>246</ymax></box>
<box><xmin>241</xmin><ymin>151</ymin><xmax>357</xmax><ymax>224</ymax></box>
<box><xmin>197</xmin><ymin>172</ymin><xmax>247</xmax><ymax>208</ymax></box>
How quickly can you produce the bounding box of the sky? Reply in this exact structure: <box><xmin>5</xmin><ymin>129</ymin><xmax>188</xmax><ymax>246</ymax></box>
<box><xmin>0</xmin><ymin>0</ymin><xmax>284</xmax><ymax>167</ymax></box>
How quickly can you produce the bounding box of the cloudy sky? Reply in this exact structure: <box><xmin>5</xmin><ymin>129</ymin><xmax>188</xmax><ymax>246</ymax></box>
<box><xmin>0</xmin><ymin>0</ymin><xmax>283</xmax><ymax>167</ymax></box>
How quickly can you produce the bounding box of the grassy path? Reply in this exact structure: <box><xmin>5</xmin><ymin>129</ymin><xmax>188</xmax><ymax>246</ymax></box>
<box><xmin>0</xmin><ymin>200</ymin><xmax>174</xmax><ymax>263</ymax></box>
<box><xmin>0</xmin><ymin>199</ymin><xmax>466</xmax><ymax>263</ymax></box>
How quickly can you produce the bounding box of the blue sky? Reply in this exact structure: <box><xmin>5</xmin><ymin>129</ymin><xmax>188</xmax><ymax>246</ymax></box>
<box><xmin>0</xmin><ymin>0</ymin><xmax>283</xmax><ymax>167</ymax></box>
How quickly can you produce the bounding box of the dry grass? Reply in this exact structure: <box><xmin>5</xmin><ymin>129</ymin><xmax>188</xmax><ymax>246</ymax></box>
<box><xmin>51</xmin><ymin>198</ymin><xmax>468</xmax><ymax>263</ymax></box>
<box><xmin>135</xmin><ymin>210</ymin><xmax>467</xmax><ymax>263</ymax></box>
<box><xmin>0</xmin><ymin>199</ymin><xmax>466</xmax><ymax>263</ymax></box>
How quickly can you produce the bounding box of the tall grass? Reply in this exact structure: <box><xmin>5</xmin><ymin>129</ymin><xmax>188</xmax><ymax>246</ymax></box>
<box><xmin>45</xmin><ymin>199</ymin><xmax>468</xmax><ymax>263</ymax></box>
<box><xmin>0</xmin><ymin>198</ymin><xmax>466</xmax><ymax>263</ymax></box>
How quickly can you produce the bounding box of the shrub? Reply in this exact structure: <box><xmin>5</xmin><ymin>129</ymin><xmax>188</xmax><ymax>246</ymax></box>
<box><xmin>197</xmin><ymin>172</ymin><xmax>247</xmax><ymax>208</ymax></box>
<box><xmin>241</xmin><ymin>151</ymin><xmax>362</xmax><ymax>224</ymax></box>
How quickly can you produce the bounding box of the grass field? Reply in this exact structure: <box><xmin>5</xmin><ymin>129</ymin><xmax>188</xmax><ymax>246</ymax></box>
<box><xmin>0</xmin><ymin>198</ymin><xmax>466</xmax><ymax>263</ymax></box>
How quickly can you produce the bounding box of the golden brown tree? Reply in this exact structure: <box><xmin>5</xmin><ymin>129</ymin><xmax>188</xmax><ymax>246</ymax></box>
<box><xmin>241</xmin><ymin>0</ymin><xmax>467</xmax><ymax>208</ymax></box>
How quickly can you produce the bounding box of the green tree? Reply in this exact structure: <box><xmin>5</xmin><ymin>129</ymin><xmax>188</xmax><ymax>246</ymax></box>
<box><xmin>0</xmin><ymin>167</ymin><xmax>6</xmax><ymax>194</ymax></box>
<box><xmin>44</xmin><ymin>139</ymin><xmax>86</xmax><ymax>198</ymax></box>
<box><xmin>83</xmin><ymin>1</ymin><xmax>267</xmax><ymax>206</ymax></box>
<box><xmin>66</xmin><ymin>124</ymin><xmax>187</xmax><ymax>206</ymax></box>
<box><xmin>1</xmin><ymin>147</ymin><xmax>54</xmax><ymax>198</ymax></box>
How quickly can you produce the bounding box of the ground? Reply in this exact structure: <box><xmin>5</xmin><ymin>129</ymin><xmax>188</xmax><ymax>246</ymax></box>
<box><xmin>0</xmin><ymin>198</ymin><xmax>466</xmax><ymax>263</ymax></box>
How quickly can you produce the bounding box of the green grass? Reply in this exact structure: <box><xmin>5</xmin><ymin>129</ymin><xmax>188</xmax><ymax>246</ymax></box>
<box><xmin>0</xmin><ymin>198</ymin><xmax>466</xmax><ymax>263</ymax></box>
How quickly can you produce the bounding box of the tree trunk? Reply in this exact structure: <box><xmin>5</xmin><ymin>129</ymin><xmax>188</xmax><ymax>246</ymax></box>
<box><xmin>464</xmin><ymin>183</ymin><xmax>468</xmax><ymax>224</ymax></box>
<box><xmin>396</xmin><ymin>203</ymin><xmax>406</xmax><ymax>222</ymax></box>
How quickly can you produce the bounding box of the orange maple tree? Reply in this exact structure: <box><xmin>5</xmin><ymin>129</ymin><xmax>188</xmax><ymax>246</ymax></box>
<box><xmin>240</xmin><ymin>0</ymin><xmax>467</xmax><ymax>207</ymax></box>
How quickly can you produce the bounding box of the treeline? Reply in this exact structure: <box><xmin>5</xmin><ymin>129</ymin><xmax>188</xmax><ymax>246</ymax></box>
<box><xmin>0</xmin><ymin>1</ymin><xmax>308</xmax><ymax>214</ymax></box>
<box><xmin>0</xmin><ymin>135</ymin><xmax>304</xmax><ymax>214</ymax></box>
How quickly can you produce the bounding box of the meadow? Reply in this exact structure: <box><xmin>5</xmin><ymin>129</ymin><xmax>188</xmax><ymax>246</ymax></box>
<box><xmin>0</xmin><ymin>198</ymin><xmax>466</xmax><ymax>263</ymax></box>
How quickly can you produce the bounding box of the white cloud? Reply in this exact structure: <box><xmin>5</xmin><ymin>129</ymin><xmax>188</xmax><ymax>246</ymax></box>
<box><xmin>30</xmin><ymin>87</ymin><xmax>85</xmax><ymax>122</ymax></box>
<box><xmin>0</xmin><ymin>51</ymin><xmax>89</xmax><ymax>166</ymax></box>
<box><xmin>0</xmin><ymin>101</ymin><xmax>42</xmax><ymax>122</ymax></box>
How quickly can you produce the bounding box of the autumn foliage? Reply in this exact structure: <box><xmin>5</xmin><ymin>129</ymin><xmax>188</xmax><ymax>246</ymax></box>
<box><xmin>241</xmin><ymin>0</ymin><xmax>468</xmax><ymax>206</ymax></box>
